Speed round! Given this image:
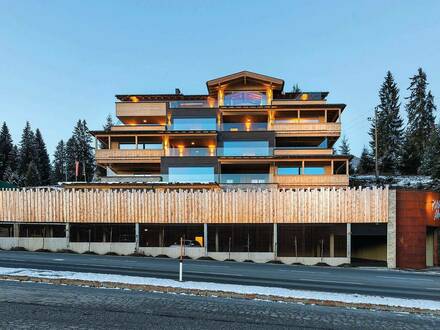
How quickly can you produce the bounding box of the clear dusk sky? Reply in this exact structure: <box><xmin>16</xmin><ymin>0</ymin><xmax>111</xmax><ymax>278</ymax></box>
<box><xmin>1</xmin><ymin>0</ymin><xmax>439</xmax><ymax>157</ymax></box>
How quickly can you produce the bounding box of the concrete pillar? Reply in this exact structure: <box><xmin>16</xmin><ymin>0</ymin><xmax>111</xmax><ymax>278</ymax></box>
<box><xmin>203</xmin><ymin>224</ymin><xmax>208</xmax><ymax>256</ymax></box>
<box><xmin>346</xmin><ymin>223</ymin><xmax>351</xmax><ymax>262</ymax></box>
<box><xmin>66</xmin><ymin>223</ymin><xmax>70</xmax><ymax>248</ymax></box>
<box><xmin>273</xmin><ymin>223</ymin><xmax>277</xmax><ymax>258</ymax></box>
<box><xmin>135</xmin><ymin>223</ymin><xmax>140</xmax><ymax>253</ymax></box>
<box><xmin>13</xmin><ymin>223</ymin><xmax>19</xmax><ymax>238</ymax></box>
<box><xmin>387</xmin><ymin>189</ymin><xmax>397</xmax><ymax>269</ymax></box>
<box><xmin>330</xmin><ymin>233</ymin><xmax>335</xmax><ymax>258</ymax></box>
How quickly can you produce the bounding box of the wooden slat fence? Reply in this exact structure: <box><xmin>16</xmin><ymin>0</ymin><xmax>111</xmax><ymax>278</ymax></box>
<box><xmin>0</xmin><ymin>187</ymin><xmax>389</xmax><ymax>224</ymax></box>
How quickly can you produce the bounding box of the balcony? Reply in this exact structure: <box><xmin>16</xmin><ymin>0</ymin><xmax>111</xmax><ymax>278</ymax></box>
<box><xmin>219</xmin><ymin>173</ymin><xmax>270</xmax><ymax>184</ymax></box>
<box><xmin>111</xmin><ymin>124</ymin><xmax>166</xmax><ymax>132</ymax></box>
<box><xmin>271</xmin><ymin>122</ymin><xmax>341</xmax><ymax>137</ymax></box>
<box><xmin>166</xmin><ymin>147</ymin><xmax>216</xmax><ymax>157</ymax></box>
<box><xmin>116</xmin><ymin>102</ymin><xmax>166</xmax><ymax>117</ymax></box>
<box><xmin>217</xmin><ymin>147</ymin><xmax>273</xmax><ymax>157</ymax></box>
<box><xmin>96</xmin><ymin>149</ymin><xmax>164</xmax><ymax>163</ymax></box>
<box><xmin>273</xmin><ymin>148</ymin><xmax>334</xmax><ymax>156</ymax></box>
<box><xmin>221</xmin><ymin>122</ymin><xmax>268</xmax><ymax>132</ymax></box>
<box><xmin>273</xmin><ymin>174</ymin><xmax>349</xmax><ymax>187</ymax></box>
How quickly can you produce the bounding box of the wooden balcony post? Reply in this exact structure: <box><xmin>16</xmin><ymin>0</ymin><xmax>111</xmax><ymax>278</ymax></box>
<box><xmin>135</xmin><ymin>135</ymin><xmax>138</xmax><ymax>149</ymax></box>
<box><xmin>108</xmin><ymin>136</ymin><xmax>111</xmax><ymax>150</ymax></box>
<box><xmin>324</xmin><ymin>109</ymin><xmax>328</xmax><ymax>123</ymax></box>
<box><xmin>301</xmin><ymin>160</ymin><xmax>305</xmax><ymax>175</ymax></box>
<box><xmin>331</xmin><ymin>160</ymin><xmax>334</xmax><ymax>175</ymax></box>
<box><xmin>346</xmin><ymin>159</ymin><xmax>349</xmax><ymax>174</ymax></box>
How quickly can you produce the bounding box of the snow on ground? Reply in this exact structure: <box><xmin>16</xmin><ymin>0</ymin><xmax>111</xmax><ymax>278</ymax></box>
<box><xmin>352</xmin><ymin>175</ymin><xmax>433</xmax><ymax>187</ymax></box>
<box><xmin>1</xmin><ymin>267</ymin><xmax>440</xmax><ymax>311</ymax></box>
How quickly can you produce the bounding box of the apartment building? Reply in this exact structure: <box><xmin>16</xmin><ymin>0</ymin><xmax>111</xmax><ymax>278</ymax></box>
<box><xmin>91</xmin><ymin>71</ymin><xmax>349</xmax><ymax>188</ymax></box>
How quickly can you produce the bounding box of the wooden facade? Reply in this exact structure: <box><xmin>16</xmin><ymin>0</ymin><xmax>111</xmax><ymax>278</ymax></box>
<box><xmin>0</xmin><ymin>187</ymin><xmax>388</xmax><ymax>224</ymax></box>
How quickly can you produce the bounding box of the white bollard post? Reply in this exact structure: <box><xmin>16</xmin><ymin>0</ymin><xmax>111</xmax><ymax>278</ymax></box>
<box><xmin>179</xmin><ymin>237</ymin><xmax>183</xmax><ymax>282</ymax></box>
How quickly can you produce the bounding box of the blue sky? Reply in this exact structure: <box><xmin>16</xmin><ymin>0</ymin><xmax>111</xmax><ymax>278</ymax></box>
<box><xmin>1</xmin><ymin>0</ymin><xmax>439</xmax><ymax>157</ymax></box>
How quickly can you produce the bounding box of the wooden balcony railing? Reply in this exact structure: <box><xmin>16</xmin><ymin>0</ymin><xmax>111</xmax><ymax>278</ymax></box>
<box><xmin>96</xmin><ymin>149</ymin><xmax>164</xmax><ymax>163</ymax></box>
<box><xmin>271</xmin><ymin>122</ymin><xmax>341</xmax><ymax>136</ymax></box>
<box><xmin>274</xmin><ymin>174</ymin><xmax>349</xmax><ymax>187</ymax></box>
<box><xmin>110</xmin><ymin>125</ymin><xmax>166</xmax><ymax>132</ymax></box>
<box><xmin>116</xmin><ymin>102</ymin><xmax>167</xmax><ymax>117</ymax></box>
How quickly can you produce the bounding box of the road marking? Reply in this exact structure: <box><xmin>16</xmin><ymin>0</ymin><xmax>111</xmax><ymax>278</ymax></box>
<box><xmin>377</xmin><ymin>276</ymin><xmax>434</xmax><ymax>282</ymax></box>
<box><xmin>189</xmin><ymin>271</ymin><xmax>244</xmax><ymax>277</ymax></box>
<box><xmin>279</xmin><ymin>270</ymin><xmax>330</xmax><ymax>274</ymax></box>
<box><xmin>427</xmin><ymin>287</ymin><xmax>440</xmax><ymax>290</ymax></box>
<box><xmin>53</xmin><ymin>259</ymin><xmax>64</xmax><ymax>261</ymax></box>
<box><xmin>299</xmin><ymin>279</ymin><xmax>362</xmax><ymax>285</ymax></box>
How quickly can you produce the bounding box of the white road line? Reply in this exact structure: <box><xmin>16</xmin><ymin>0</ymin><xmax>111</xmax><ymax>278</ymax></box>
<box><xmin>299</xmin><ymin>279</ymin><xmax>362</xmax><ymax>285</ymax></box>
<box><xmin>427</xmin><ymin>287</ymin><xmax>440</xmax><ymax>290</ymax></box>
<box><xmin>377</xmin><ymin>276</ymin><xmax>434</xmax><ymax>282</ymax></box>
<box><xmin>189</xmin><ymin>271</ymin><xmax>244</xmax><ymax>277</ymax></box>
<box><xmin>279</xmin><ymin>270</ymin><xmax>330</xmax><ymax>274</ymax></box>
<box><xmin>53</xmin><ymin>259</ymin><xmax>64</xmax><ymax>261</ymax></box>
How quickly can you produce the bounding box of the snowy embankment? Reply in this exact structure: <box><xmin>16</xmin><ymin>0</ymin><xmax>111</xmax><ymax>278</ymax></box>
<box><xmin>1</xmin><ymin>267</ymin><xmax>439</xmax><ymax>313</ymax></box>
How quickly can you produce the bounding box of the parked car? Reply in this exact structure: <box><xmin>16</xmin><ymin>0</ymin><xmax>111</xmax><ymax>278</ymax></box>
<box><xmin>169</xmin><ymin>240</ymin><xmax>201</xmax><ymax>247</ymax></box>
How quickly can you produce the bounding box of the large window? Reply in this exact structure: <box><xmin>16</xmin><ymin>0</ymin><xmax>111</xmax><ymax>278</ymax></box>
<box><xmin>303</xmin><ymin>167</ymin><xmax>326</xmax><ymax>175</ymax></box>
<box><xmin>224</xmin><ymin>91</ymin><xmax>267</xmax><ymax>106</ymax></box>
<box><xmin>222</xmin><ymin>140</ymin><xmax>270</xmax><ymax>156</ymax></box>
<box><xmin>278</xmin><ymin>165</ymin><xmax>301</xmax><ymax>175</ymax></box>
<box><xmin>168</xmin><ymin>167</ymin><xmax>215</xmax><ymax>183</ymax></box>
<box><xmin>170</xmin><ymin>118</ymin><xmax>216</xmax><ymax>131</ymax></box>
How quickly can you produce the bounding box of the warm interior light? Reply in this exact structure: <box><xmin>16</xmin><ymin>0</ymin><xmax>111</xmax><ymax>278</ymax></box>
<box><xmin>300</xmin><ymin>93</ymin><xmax>309</xmax><ymax>101</ymax></box>
<box><xmin>178</xmin><ymin>145</ymin><xmax>185</xmax><ymax>157</ymax></box>
<box><xmin>143</xmin><ymin>119</ymin><xmax>147</xmax><ymax>123</ymax></box>
<box><xmin>245</xmin><ymin>119</ymin><xmax>252</xmax><ymax>131</ymax></box>
<box><xmin>208</xmin><ymin>144</ymin><xmax>216</xmax><ymax>156</ymax></box>
<box><xmin>191</xmin><ymin>141</ymin><xmax>195</xmax><ymax>145</ymax></box>
<box><xmin>130</xmin><ymin>96</ymin><xmax>139</xmax><ymax>103</ymax></box>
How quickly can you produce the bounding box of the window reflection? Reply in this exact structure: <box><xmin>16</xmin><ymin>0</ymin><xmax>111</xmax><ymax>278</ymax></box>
<box><xmin>224</xmin><ymin>91</ymin><xmax>267</xmax><ymax>106</ymax></box>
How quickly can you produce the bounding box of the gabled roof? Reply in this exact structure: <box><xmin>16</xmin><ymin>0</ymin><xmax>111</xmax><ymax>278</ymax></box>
<box><xmin>206</xmin><ymin>70</ymin><xmax>284</xmax><ymax>94</ymax></box>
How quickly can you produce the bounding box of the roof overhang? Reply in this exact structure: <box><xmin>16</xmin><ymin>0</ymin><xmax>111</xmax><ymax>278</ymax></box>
<box><xmin>206</xmin><ymin>71</ymin><xmax>284</xmax><ymax>95</ymax></box>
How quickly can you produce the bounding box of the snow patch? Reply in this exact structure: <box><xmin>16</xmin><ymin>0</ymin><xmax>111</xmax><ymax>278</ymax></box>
<box><xmin>0</xmin><ymin>266</ymin><xmax>439</xmax><ymax>311</ymax></box>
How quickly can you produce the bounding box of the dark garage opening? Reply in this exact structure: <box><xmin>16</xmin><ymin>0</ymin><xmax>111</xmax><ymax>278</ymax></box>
<box><xmin>351</xmin><ymin>223</ymin><xmax>387</xmax><ymax>266</ymax></box>
<box><xmin>69</xmin><ymin>224</ymin><xmax>135</xmax><ymax>242</ymax></box>
<box><xmin>139</xmin><ymin>224</ymin><xmax>204</xmax><ymax>247</ymax></box>
<box><xmin>207</xmin><ymin>224</ymin><xmax>273</xmax><ymax>252</ymax></box>
<box><xmin>278</xmin><ymin>224</ymin><xmax>347</xmax><ymax>257</ymax></box>
<box><xmin>19</xmin><ymin>224</ymin><xmax>66</xmax><ymax>238</ymax></box>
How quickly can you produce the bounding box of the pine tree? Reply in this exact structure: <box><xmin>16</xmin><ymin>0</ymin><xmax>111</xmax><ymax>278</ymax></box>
<box><xmin>24</xmin><ymin>161</ymin><xmax>40</xmax><ymax>187</ymax></box>
<box><xmin>2</xmin><ymin>145</ymin><xmax>20</xmax><ymax>185</ymax></box>
<box><xmin>400</xmin><ymin>68</ymin><xmax>436</xmax><ymax>174</ymax></box>
<box><xmin>338</xmin><ymin>136</ymin><xmax>353</xmax><ymax>174</ymax></box>
<box><xmin>52</xmin><ymin>140</ymin><xmax>67</xmax><ymax>183</ymax></box>
<box><xmin>18</xmin><ymin>122</ymin><xmax>38</xmax><ymax>185</ymax></box>
<box><xmin>292</xmin><ymin>84</ymin><xmax>301</xmax><ymax>93</ymax></box>
<box><xmin>370</xmin><ymin>71</ymin><xmax>403</xmax><ymax>174</ymax></box>
<box><xmin>34</xmin><ymin>129</ymin><xmax>51</xmax><ymax>185</ymax></box>
<box><xmin>65</xmin><ymin>120</ymin><xmax>95</xmax><ymax>182</ymax></box>
<box><xmin>103</xmin><ymin>114</ymin><xmax>114</xmax><ymax>132</ymax></box>
<box><xmin>357</xmin><ymin>147</ymin><xmax>375</xmax><ymax>175</ymax></box>
<box><xmin>0</xmin><ymin>122</ymin><xmax>14</xmax><ymax>181</ymax></box>
<box><xmin>420</xmin><ymin>125</ymin><xmax>440</xmax><ymax>176</ymax></box>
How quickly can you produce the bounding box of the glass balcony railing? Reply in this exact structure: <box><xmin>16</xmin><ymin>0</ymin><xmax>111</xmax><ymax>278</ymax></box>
<box><xmin>221</xmin><ymin>122</ymin><xmax>268</xmax><ymax>131</ymax></box>
<box><xmin>217</xmin><ymin>147</ymin><xmax>273</xmax><ymax>157</ymax></box>
<box><xmin>219</xmin><ymin>174</ymin><xmax>270</xmax><ymax>184</ymax></box>
<box><xmin>166</xmin><ymin>148</ymin><xmax>216</xmax><ymax>157</ymax></box>
<box><xmin>169</xmin><ymin>100</ymin><xmax>218</xmax><ymax>109</ymax></box>
<box><xmin>292</xmin><ymin>92</ymin><xmax>326</xmax><ymax>101</ymax></box>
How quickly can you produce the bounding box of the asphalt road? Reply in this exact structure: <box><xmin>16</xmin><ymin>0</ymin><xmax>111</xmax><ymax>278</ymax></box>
<box><xmin>1</xmin><ymin>280</ymin><xmax>439</xmax><ymax>329</ymax></box>
<box><xmin>0</xmin><ymin>250</ymin><xmax>440</xmax><ymax>301</ymax></box>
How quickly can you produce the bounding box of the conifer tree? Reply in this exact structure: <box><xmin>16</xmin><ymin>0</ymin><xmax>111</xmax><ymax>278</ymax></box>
<box><xmin>18</xmin><ymin>121</ymin><xmax>38</xmax><ymax>185</ymax></box>
<box><xmin>24</xmin><ymin>161</ymin><xmax>40</xmax><ymax>187</ymax></box>
<box><xmin>400</xmin><ymin>68</ymin><xmax>436</xmax><ymax>174</ymax></box>
<box><xmin>370</xmin><ymin>71</ymin><xmax>403</xmax><ymax>174</ymax></box>
<box><xmin>65</xmin><ymin>120</ymin><xmax>95</xmax><ymax>182</ymax></box>
<box><xmin>0</xmin><ymin>122</ymin><xmax>14</xmax><ymax>181</ymax></box>
<box><xmin>52</xmin><ymin>140</ymin><xmax>67</xmax><ymax>183</ymax></box>
<box><xmin>34</xmin><ymin>129</ymin><xmax>51</xmax><ymax>185</ymax></box>
<box><xmin>420</xmin><ymin>125</ymin><xmax>440</xmax><ymax>176</ymax></box>
<box><xmin>338</xmin><ymin>136</ymin><xmax>353</xmax><ymax>174</ymax></box>
<box><xmin>292</xmin><ymin>84</ymin><xmax>301</xmax><ymax>93</ymax></box>
<box><xmin>103</xmin><ymin>114</ymin><xmax>114</xmax><ymax>132</ymax></box>
<box><xmin>357</xmin><ymin>147</ymin><xmax>375</xmax><ymax>175</ymax></box>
